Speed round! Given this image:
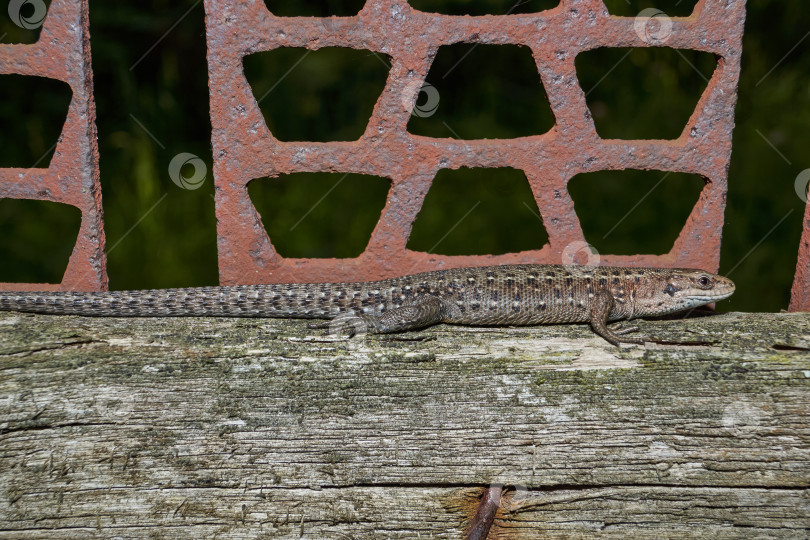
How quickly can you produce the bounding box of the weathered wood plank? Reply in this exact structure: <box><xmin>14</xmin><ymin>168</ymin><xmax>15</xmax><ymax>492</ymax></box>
<box><xmin>493</xmin><ymin>486</ymin><xmax>809</xmax><ymax>538</ymax></box>
<box><xmin>1</xmin><ymin>311</ymin><xmax>809</xmax><ymax>537</ymax></box>
<box><xmin>0</xmin><ymin>486</ymin><xmax>806</xmax><ymax>539</ymax></box>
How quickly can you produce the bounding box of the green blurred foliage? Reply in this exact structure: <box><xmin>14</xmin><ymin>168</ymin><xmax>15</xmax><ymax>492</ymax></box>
<box><xmin>719</xmin><ymin>1</ymin><xmax>809</xmax><ymax>312</ymax></box>
<box><xmin>408</xmin><ymin>43</ymin><xmax>554</xmax><ymax>139</ymax></box>
<box><xmin>0</xmin><ymin>0</ymin><xmax>806</xmax><ymax>313</ymax></box>
<box><xmin>244</xmin><ymin>48</ymin><xmax>390</xmax><ymax>141</ymax></box>
<box><xmin>0</xmin><ymin>200</ymin><xmax>79</xmax><ymax>282</ymax></box>
<box><xmin>0</xmin><ymin>0</ymin><xmax>52</xmax><ymax>44</ymax></box>
<box><xmin>568</xmin><ymin>171</ymin><xmax>704</xmax><ymax>254</ymax></box>
<box><xmin>576</xmin><ymin>48</ymin><xmax>715</xmax><ymax>139</ymax></box>
<box><xmin>87</xmin><ymin>0</ymin><xmax>219</xmax><ymax>290</ymax></box>
<box><xmin>408</xmin><ymin>167</ymin><xmax>549</xmax><ymax>254</ymax></box>
<box><xmin>0</xmin><ymin>75</ymin><xmax>71</xmax><ymax>168</ymax></box>
<box><xmin>249</xmin><ymin>173</ymin><xmax>390</xmax><ymax>258</ymax></box>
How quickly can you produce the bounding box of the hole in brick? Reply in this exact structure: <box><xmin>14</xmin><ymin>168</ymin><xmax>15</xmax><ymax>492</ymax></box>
<box><xmin>576</xmin><ymin>47</ymin><xmax>716</xmax><ymax>139</ymax></box>
<box><xmin>248</xmin><ymin>172</ymin><xmax>390</xmax><ymax>258</ymax></box>
<box><xmin>568</xmin><ymin>170</ymin><xmax>705</xmax><ymax>255</ymax></box>
<box><xmin>0</xmin><ymin>199</ymin><xmax>81</xmax><ymax>283</ymax></box>
<box><xmin>0</xmin><ymin>0</ymin><xmax>51</xmax><ymax>44</ymax></box>
<box><xmin>407</xmin><ymin>167</ymin><xmax>548</xmax><ymax>255</ymax></box>
<box><xmin>243</xmin><ymin>47</ymin><xmax>390</xmax><ymax>142</ymax></box>
<box><xmin>0</xmin><ymin>75</ymin><xmax>72</xmax><ymax>168</ymax></box>
<box><xmin>408</xmin><ymin>0</ymin><xmax>559</xmax><ymax>15</ymax></box>
<box><xmin>407</xmin><ymin>44</ymin><xmax>554</xmax><ymax>139</ymax></box>
<box><xmin>262</xmin><ymin>0</ymin><xmax>365</xmax><ymax>17</ymax></box>
<box><xmin>602</xmin><ymin>0</ymin><xmax>697</xmax><ymax>17</ymax></box>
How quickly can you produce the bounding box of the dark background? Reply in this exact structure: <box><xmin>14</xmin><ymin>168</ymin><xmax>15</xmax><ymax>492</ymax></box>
<box><xmin>0</xmin><ymin>0</ymin><xmax>807</xmax><ymax>313</ymax></box>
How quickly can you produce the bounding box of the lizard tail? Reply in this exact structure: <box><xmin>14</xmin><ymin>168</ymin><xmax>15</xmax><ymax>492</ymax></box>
<box><xmin>0</xmin><ymin>284</ymin><xmax>346</xmax><ymax>318</ymax></box>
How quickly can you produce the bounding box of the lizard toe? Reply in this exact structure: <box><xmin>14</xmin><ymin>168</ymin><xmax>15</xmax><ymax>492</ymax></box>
<box><xmin>306</xmin><ymin>320</ymin><xmax>330</xmax><ymax>330</ymax></box>
<box><xmin>613</xmin><ymin>325</ymin><xmax>640</xmax><ymax>336</ymax></box>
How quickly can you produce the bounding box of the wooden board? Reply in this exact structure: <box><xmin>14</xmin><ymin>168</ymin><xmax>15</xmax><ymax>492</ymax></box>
<box><xmin>1</xmin><ymin>311</ymin><xmax>808</xmax><ymax>538</ymax></box>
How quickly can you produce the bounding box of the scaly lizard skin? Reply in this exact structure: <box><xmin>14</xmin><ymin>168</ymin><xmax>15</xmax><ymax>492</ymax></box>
<box><xmin>0</xmin><ymin>265</ymin><xmax>734</xmax><ymax>345</ymax></box>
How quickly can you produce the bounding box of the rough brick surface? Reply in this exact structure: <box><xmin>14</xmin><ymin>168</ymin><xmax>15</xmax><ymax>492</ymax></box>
<box><xmin>0</xmin><ymin>0</ymin><xmax>106</xmax><ymax>292</ymax></box>
<box><xmin>790</xmin><ymin>199</ymin><xmax>810</xmax><ymax>311</ymax></box>
<box><xmin>206</xmin><ymin>0</ymin><xmax>746</xmax><ymax>285</ymax></box>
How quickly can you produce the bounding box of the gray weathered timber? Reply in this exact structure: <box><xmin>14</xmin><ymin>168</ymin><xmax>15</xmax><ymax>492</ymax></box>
<box><xmin>0</xmin><ymin>311</ymin><xmax>809</xmax><ymax>538</ymax></box>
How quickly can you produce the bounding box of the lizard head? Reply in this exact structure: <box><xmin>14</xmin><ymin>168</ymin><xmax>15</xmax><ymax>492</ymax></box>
<box><xmin>635</xmin><ymin>269</ymin><xmax>735</xmax><ymax>316</ymax></box>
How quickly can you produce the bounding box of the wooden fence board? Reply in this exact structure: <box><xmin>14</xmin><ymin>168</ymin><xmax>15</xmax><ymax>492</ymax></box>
<box><xmin>1</xmin><ymin>311</ymin><xmax>808</xmax><ymax>537</ymax></box>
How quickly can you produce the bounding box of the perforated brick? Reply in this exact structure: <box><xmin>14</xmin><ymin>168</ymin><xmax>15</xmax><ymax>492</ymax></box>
<box><xmin>204</xmin><ymin>0</ymin><xmax>746</xmax><ymax>285</ymax></box>
<box><xmin>0</xmin><ymin>0</ymin><xmax>106</xmax><ymax>292</ymax></box>
<box><xmin>790</xmin><ymin>200</ymin><xmax>810</xmax><ymax>311</ymax></box>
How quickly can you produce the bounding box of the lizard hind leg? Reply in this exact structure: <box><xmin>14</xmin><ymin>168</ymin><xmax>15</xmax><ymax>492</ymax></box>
<box><xmin>308</xmin><ymin>295</ymin><xmax>448</xmax><ymax>336</ymax></box>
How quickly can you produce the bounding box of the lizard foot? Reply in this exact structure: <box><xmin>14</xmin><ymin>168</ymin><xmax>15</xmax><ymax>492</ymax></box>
<box><xmin>307</xmin><ymin>315</ymin><xmax>374</xmax><ymax>337</ymax></box>
<box><xmin>609</xmin><ymin>322</ymin><xmax>641</xmax><ymax>336</ymax></box>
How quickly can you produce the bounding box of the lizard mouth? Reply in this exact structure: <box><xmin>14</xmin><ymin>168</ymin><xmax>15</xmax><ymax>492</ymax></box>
<box><xmin>687</xmin><ymin>290</ymin><xmax>734</xmax><ymax>302</ymax></box>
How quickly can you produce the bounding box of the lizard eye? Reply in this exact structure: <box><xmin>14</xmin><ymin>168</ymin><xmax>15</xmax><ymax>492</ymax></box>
<box><xmin>697</xmin><ymin>275</ymin><xmax>712</xmax><ymax>288</ymax></box>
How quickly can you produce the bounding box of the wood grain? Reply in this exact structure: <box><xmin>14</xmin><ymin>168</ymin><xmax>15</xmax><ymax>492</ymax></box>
<box><xmin>1</xmin><ymin>311</ymin><xmax>808</xmax><ymax>538</ymax></box>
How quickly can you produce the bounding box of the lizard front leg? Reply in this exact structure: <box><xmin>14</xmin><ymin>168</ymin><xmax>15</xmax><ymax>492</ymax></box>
<box><xmin>590</xmin><ymin>289</ymin><xmax>644</xmax><ymax>346</ymax></box>
<box><xmin>308</xmin><ymin>295</ymin><xmax>447</xmax><ymax>335</ymax></box>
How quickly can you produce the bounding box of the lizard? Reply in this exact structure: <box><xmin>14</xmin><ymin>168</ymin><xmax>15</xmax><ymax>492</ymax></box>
<box><xmin>0</xmin><ymin>265</ymin><xmax>734</xmax><ymax>346</ymax></box>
